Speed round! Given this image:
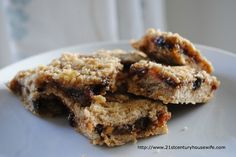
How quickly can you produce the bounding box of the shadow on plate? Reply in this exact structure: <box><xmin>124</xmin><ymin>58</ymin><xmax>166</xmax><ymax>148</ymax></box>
<box><xmin>0</xmin><ymin>85</ymin><xmax>71</xmax><ymax>128</ymax></box>
<box><xmin>167</xmin><ymin>103</ymin><xmax>204</xmax><ymax>123</ymax></box>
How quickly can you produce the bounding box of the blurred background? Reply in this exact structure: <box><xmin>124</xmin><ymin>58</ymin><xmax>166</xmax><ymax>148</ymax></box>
<box><xmin>0</xmin><ymin>0</ymin><xmax>235</xmax><ymax>68</ymax></box>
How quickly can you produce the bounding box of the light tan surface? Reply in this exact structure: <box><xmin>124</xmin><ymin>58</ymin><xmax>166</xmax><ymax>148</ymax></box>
<box><xmin>74</xmin><ymin>94</ymin><xmax>170</xmax><ymax>147</ymax></box>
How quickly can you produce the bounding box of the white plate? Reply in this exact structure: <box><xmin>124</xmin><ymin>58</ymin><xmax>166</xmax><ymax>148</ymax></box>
<box><xmin>0</xmin><ymin>41</ymin><xmax>235</xmax><ymax>157</ymax></box>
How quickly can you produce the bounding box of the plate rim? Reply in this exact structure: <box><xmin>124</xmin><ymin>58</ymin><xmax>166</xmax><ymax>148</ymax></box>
<box><xmin>0</xmin><ymin>41</ymin><xmax>235</xmax><ymax>156</ymax></box>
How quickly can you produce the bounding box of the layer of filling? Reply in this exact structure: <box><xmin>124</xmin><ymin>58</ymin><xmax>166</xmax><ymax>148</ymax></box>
<box><xmin>129</xmin><ymin>66</ymin><xmax>180</xmax><ymax>88</ymax></box>
<box><xmin>94</xmin><ymin>110</ymin><xmax>170</xmax><ymax>137</ymax></box>
<box><xmin>37</xmin><ymin>81</ymin><xmax>110</xmax><ymax>106</ymax></box>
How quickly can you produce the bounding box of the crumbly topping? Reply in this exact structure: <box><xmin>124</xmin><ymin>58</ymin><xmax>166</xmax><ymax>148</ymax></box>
<box><xmin>12</xmin><ymin>52</ymin><xmax>123</xmax><ymax>91</ymax></box>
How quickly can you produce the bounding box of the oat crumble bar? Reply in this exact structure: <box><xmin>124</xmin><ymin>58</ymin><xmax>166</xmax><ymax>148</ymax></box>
<box><xmin>70</xmin><ymin>93</ymin><xmax>170</xmax><ymax>147</ymax></box>
<box><xmin>131</xmin><ymin>28</ymin><xmax>213</xmax><ymax>73</ymax></box>
<box><xmin>128</xmin><ymin>60</ymin><xmax>220</xmax><ymax>104</ymax></box>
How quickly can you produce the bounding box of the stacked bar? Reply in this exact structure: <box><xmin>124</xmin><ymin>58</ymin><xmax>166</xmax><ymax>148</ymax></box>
<box><xmin>8</xmin><ymin>29</ymin><xmax>220</xmax><ymax>147</ymax></box>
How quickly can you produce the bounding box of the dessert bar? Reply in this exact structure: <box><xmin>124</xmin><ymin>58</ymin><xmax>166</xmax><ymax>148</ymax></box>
<box><xmin>128</xmin><ymin>60</ymin><xmax>220</xmax><ymax>104</ymax></box>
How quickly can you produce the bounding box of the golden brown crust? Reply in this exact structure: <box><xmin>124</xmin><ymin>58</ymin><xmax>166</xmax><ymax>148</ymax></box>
<box><xmin>131</xmin><ymin>28</ymin><xmax>214</xmax><ymax>73</ymax></box>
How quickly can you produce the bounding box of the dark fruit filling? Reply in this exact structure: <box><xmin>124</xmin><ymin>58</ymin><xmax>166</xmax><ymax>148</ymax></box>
<box><xmin>32</xmin><ymin>95</ymin><xmax>67</xmax><ymax>116</ymax></box>
<box><xmin>37</xmin><ymin>81</ymin><xmax>109</xmax><ymax>107</ymax></box>
<box><xmin>63</xmin><ymin>78</ymin><xmax>110</xmax><ymax>106</ymax></box>
<box><xmin>96</xmin><ymin>115</ymin><xmax>168</xmax><ymax>136</ymax></box>
<box><xmin>33</xmin><ymin>100</ymin><xmax>40</xmax><ymax>111</ymax></box>
<box><xmin>193</xmin><ymin>77</ymin><xmax>202</xmax><ymax>90</ymax></box>
<box><xmin>90</xmin><ymin>82</ymin><xmax>109</xmax><ymax>95</ymax></box>
<box><xmin>211</xmin><ymin>84</ymin><xmax>217</xmax><ymax>91</ymax></box>
<box><xmin>154</xmin><ymin>36</ymin><xmax>174</xmax><ymax>49</ymax></box>
<box><xmin>130</xmin><ymin>67</ymin><xmax>148</xmax><ymax>77</ymax></box>
<box><xmin>96</xmin><ymin>117</ymin><xmax>152</xmax><ymax>136</ymax></box>
<box><xmin>95</xmin><ymin>124</ymin><xmax>104</xmax><ymax>135</ymax></box>
<box><xmin>65</xmin><ymin>87</ymin><xmax>93</xmax><ymax>107</ymax></box>
<box><xmin>37</xmin><ymin>82</ymin><xmax>47</xmax><ymax>92</ymax></box>
<box><xmin>134</xmin><ymin>117</ymin><xmax>151</xmax><ymax>131</ymax></box>
<box><xmin>91</xmin><ymin>85</ymin><xmax>104</xmax><ymax>95</ymax></box>
<box><xmin>154</xmin><ymin>36</ymin><xmax>165</xmax><ymax>47</ymax></box>
<box><xmin>68</xmin><ymin>112</ymin><xmax>77</xmax><ymax>127</ymax></box>
<box><xmin>122</xmin><ymin>61</ymin><xmax>134</xmax><ymax>72</ymax></box>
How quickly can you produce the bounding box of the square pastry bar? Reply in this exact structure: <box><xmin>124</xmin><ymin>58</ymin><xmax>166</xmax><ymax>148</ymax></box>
<box><xmin>128</xmin><ymin>60</ymin><xmax>220</xmax><ymax>104</ymax></box>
